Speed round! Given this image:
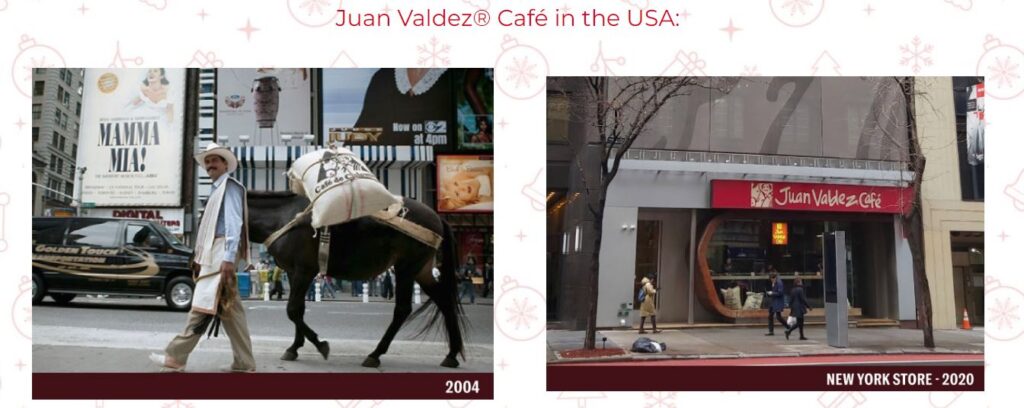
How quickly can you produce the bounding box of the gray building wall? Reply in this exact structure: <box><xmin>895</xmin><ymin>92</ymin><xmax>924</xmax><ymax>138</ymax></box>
<box><xmin>596</xmin><ymin>207</ymin><xmax>638</xmax><ymax>327</ymax></box>
<box><xmin>851</xmin><ymin>221</ymin><xmax>899</xmax><ymax>319</ymax></box>
<box><xmin>894</xmin><ymin>218</ymin><xmax>917</xmax><ymax>322</ymax></box>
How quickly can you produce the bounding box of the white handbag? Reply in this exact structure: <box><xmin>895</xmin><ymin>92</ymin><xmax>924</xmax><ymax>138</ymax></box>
<box><xmin>787</xmin><ymin>316</ymin><xmax>797</xmax><ymax>327</ymax></box>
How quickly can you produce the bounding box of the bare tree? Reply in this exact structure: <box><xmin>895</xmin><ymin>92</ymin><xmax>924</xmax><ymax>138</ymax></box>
<box><xmin>565</xmin><ymin>77</ymin><xmax>701</xmax><ymax>349</ymax></box>
<box><xmin>845</xmin><ymin>76</ymin><xmax>936</xmax><ymax>348</ymax></box>
<box><xmin>895</xmin><ymin>76</ymin><xmax>935</xmax><ymax>348</ymax></box>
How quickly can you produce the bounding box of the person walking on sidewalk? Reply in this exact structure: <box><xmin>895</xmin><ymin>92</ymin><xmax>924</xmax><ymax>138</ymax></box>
<box><xmin>458</xmin><ymin>259</ymin><xmax>477</xmax><ymax>304</ymax></box>
<box><xmin>380</xmin><ymin>267</ymin><xmax>394</xmax><ymax>300</ymax></box>
<box><xmin>149</xmin><ymin>143</ymin><xmax>256</xmax><ymax>373</ymax></box>
<box><xmin>765</xmin><ymin>272</ymin><xmax>791</xmax><ymax>336</ymax></box>
<box><xmin>638</xmin><ymin>276</ymin><xmax>661</xmax><ymax>334</ymax></box>
<box><xmin>306</xmin><ymin>275</ymin><xmax>316</xmax><ymax>301</ymax></box>
<box><xmin>481</xmin><ymin>259</ymin><xmax>493</xmax><ymax>298</ymax></box>
<box><xmin>786</xmin><ymin>277</ymin><xmax>811</xmax><ymax>340</ymax></box>
<box><xmin>269</xmin><ymin>262</ymin><xmax>285</xmax><ymax>300</ymax></box>
<box><xmin>351</xmin><ymin>279</ymin><xmax>363</xmax><ymax>297</ymax></box>
<box><xmin>320</xmin><ymin>273</ymin><xmax>337</xmax><ymax>299</ymax></box>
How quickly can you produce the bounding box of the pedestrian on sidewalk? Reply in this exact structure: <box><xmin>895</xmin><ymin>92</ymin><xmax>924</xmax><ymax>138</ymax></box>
<box><xmin>269</xmin><ymin>262</ymin><xmax>284</xmax><ymax>300</ymax></box>
<box><xmin>381</xmin><ymin>267</ymin><xmax>394</xmax><ymax>300</ymax></box>
<box><xmin>321</xmin><ymin>273</ymin><xmax>337</xmax><ymax>299</ymax></box>
<box><xmin>765</xmin><ymin>271</ymin><xmax>790</xmax><ymax>336</ymax></box>
<box><xmin>786</xmin><ymin>277</ymin><xmax>811</xmax><ymax>340</ymax></box>
<box><xmin>481</xmin><ymin>258</ymin><xmax>493</xmax><ymax>298</ymax></box>
<box><xmin>149</xmin><ymin>143</ymin><xmax>255</xmax><ymax>373</ymax></box>
<box><xmin>306</xmin><ymin>276</ymin><xmax>316</xmax><ymax>301</ymax></box>
<box><xmin>368</xmin><ymin>275</ymin><xmax>379</xmax><ymax>297</ymax></box>
<box><xmin>458</xmin><ymin>258</ymin><xmax>476</xmax><ymax>304</ymax></box>
<box><xmin>638</xmin><ymin>275</ymin><xmax>661</xmax><ymax>334</ymax></box>
<box><xmin>257</xmin><ymin>260</ymin><xmax>270</xmax><ymax>297</ymax></box>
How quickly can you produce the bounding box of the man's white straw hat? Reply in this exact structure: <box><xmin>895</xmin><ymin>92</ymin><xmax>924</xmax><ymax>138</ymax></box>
<box><xmin>194</xmin><ymin>143</ymin><xmax>238</xmax><ymax>173</ymax></box>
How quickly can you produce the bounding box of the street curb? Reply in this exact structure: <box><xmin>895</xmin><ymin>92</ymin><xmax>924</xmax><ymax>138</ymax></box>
<box><xmin>548</xmin><ymin>349</ymin><xmax>985</xmax><ymax>365</ymax></box>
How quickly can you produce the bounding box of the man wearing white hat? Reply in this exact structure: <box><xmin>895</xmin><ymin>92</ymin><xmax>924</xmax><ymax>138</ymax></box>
<box><xmin>150</xmin><ymin>143</ymin><xmax>256</xmax><ymax>372</ymax></box>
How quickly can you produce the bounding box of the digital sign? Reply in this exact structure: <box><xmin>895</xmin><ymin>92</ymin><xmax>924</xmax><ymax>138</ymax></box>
<box><xmin>772</xmin><ymin>222</ymin><xmax>788</xmax><ymax>245</ymax></box>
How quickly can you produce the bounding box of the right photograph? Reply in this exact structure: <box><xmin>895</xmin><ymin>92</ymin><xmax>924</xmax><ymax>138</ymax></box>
<box><xmin>546</xmin><ymin>77</ymin><xmax>985</xmax><ymax>391</ymax></box>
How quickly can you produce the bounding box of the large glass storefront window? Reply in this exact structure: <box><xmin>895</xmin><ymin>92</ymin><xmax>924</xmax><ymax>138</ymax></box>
<box><xmin>705</xmin><ymin>216</ymin><xmax>896</xmax><ymax>318</ymax></box>
<box><xmin>707</xmin><ymin>219</ymin><xmax>828</xmax><ymax>312</ymax></box>
<box><xmin>704</xmin><ymin>215</ymin><xmax>897</xmax><ymax>319</ymax></box>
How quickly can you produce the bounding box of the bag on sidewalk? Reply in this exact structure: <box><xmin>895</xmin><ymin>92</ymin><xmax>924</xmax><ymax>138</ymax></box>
<box><xmin>787</xmin><ymin>315</ymin><xmax>797</xmax><ymax>327</ymax></box>
<box><xmin>631</xmin><ymin>337</ymin><xmax>668</xmax><ymax>353</ymax></box>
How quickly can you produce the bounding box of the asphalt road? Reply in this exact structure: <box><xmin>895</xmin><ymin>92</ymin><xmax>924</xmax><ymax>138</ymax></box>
<box><xmin>33</xmin><ymin>296</ymin><xmax>493</xmax><ymax>373</ymax></box>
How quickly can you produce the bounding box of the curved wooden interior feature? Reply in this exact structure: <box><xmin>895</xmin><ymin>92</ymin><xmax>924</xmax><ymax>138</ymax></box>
<box><xmin>695</xmin><ymin>212</ymin><xmax>768</xmax><ymax>321</ymax></box>
<box><xmin>696</xmin><ymin>211</ymin><xmax>888</xmax><ymax>321</ymax></box>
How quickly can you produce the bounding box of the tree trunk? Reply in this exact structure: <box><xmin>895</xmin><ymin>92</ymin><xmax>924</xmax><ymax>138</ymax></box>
<box><xmin>905</xmin><ymin>195</ymin><xmax>935</xmax><ymax>348</ymax></box>
<box><xmin>583</xmin><ymin>189</ymin><xmax>607</xmax><ymax>349</ymax></box>
<box><xmin>900</xmin><ymin>77</ymin><xmax>935</xmax><ymax>348</ymax></box>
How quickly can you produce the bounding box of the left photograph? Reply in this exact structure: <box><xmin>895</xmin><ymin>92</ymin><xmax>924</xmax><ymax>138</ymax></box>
<box><xmin>30</xmin><ymin>68</ymin><xmax>494</xmax><ymax>400</ymax></box>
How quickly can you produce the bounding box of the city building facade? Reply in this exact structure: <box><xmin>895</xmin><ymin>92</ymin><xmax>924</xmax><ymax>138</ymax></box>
<box><xmin>32</xmin><ymin>68</ymin><xmax>84</xmax><ymax>217</ymax></box>
<box><xmin>548</xmin><ymin>77</ymin><xmax>939</xmax><ymax>330</ymax></box>
<box><xmin>917</xmin><ymin>77</ymin><xmax>985</xmax><ymax>330</ymax></box>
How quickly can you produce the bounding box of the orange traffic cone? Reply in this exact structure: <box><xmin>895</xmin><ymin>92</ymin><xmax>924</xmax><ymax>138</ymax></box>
<box><xmin>961</xmin><ymin>308</ymin><xmax>972</xmax><ymax>330</ymax></box>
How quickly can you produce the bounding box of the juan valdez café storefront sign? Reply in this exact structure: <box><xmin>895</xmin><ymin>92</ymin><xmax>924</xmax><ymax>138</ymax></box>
<box><xmin>711</xmin><ymin>180</ymin><xmax>912</xmax><ymax>214</ymax></box>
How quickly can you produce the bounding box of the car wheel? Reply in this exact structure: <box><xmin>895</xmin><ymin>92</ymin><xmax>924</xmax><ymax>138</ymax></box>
<box><xmin>32</xmin><ymin>274</ymin><xmax>46</xmax><ymax>304</ymax></box>
<box><xmin>51</xmin><ymin>293</ymin><xmax>77</xmax><ymax>305</ymax></box>
<box><xmin>165</xmin><ymin>276</ymin><xmax>194</xmax><ymax>311</ymax></box>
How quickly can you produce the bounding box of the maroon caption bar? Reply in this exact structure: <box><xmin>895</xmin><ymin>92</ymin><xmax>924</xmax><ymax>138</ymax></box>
<box><xmin>35</xmin><ymin>373</ymin><xmax>493</xmax><ymax>399</ymax></box>
<box><xmin>548</xmin><ymin>365</ymin><xmax>983</xmax><ymax>391</ymax></box>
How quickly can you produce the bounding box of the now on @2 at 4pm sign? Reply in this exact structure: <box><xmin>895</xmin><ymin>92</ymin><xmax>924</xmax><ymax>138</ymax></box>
<box><xmin>78</xmin><ymin>68</ymin><xmax>186</xmax><ymax>207</ymax></box>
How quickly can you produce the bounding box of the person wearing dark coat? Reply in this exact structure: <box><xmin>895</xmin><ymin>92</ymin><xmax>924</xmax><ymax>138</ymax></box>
<box><xmin>786</xmin><ymin>277</ymin><xmax>812</xmax><ymax>340</ymax></box>
<box><xmin>765</xmin><ymin>272</ymin><xmax>791</xmax><ymax>335</ymax></box>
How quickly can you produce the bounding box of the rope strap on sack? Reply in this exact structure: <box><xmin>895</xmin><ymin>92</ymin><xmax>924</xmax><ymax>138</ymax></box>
<box><xmin>370</xmin><ymin>211</ymin><xmax>443</xmax><ymax>249</ymax></box>
<box><xmin>262</xmin><ymin>204</ymin><xmax>314</xmax><ymax>248</ymax></box>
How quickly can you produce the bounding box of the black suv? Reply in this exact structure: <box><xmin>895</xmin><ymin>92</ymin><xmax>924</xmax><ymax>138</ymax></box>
<box><xmin>32</xmin><ymin>217</ymin><xmax>195</xmax><ymax>311</ymax></box>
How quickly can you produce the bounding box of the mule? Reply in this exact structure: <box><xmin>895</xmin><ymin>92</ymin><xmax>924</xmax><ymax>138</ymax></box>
<box><xmin>246</xmin><ymin>191</ymin><xmax>465</xmax><ymax>368</ymax></box>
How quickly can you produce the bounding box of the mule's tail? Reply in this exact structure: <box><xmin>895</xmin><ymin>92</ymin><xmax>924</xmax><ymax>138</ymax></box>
<box><xmin>409</xmin><ymin>219</ymin><xmax>467</xmax><ymax>358</ymax></box>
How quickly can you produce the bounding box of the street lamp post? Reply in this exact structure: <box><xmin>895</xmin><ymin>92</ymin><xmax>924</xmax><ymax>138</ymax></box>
<box><xmin>74</xmin><ymin>166</ymin><xmax>87</xmax><ymax>216</ymax></box>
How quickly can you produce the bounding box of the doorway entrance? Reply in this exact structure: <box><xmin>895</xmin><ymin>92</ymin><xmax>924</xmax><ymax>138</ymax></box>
<box><xmin>950</xmin><ymin>231</ymin><xmax>984</xmax><ymax>326</ymax></box>
<box><xmin>634</xmin><ymin>220</ymin><xmax>661</xmax><ymax>311</ymax></box>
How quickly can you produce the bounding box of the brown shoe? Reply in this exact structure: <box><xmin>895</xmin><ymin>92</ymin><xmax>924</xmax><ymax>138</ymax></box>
<box><xmin>638</xmin><ymin>330</ymin><xmax>647</xmax><ymax>334</ymax></box>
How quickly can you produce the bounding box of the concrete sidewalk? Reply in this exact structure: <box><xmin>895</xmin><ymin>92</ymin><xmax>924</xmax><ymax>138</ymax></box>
<box><xmin>547</xmin><ymin>326</ymin><xmax>984</xmax><ymax>363</ymax></box>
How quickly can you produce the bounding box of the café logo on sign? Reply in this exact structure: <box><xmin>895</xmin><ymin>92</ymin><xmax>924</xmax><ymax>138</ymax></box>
<box><xmin>751</xmin><ymin>183</ymin><xmax>774</xmax><ymax>208</ymax></box>
<box><xmin>750</xmin><ymin>182</ymin><xmax>885</xmax><ymax>211</ymax></box>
